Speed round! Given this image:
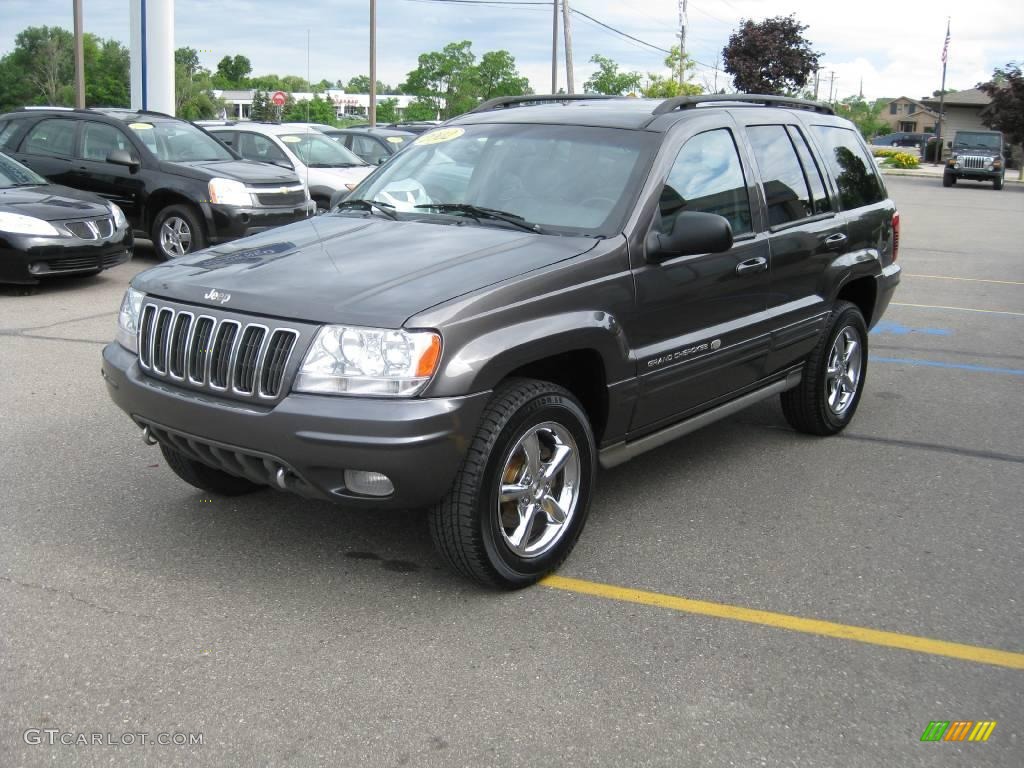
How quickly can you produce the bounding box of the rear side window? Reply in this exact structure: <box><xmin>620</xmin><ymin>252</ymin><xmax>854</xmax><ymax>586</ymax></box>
<box><xmin>810</xmin><ymin>125</ymin><xmax>885</xmax><ymax>210</ymax></box>
<box><xmin>787</xmin><ymin>126</ymin><xmax>832</xmax><ymax>215</ymax></box>
<box><xmin>660</xmin><ymin>128</ymin><xmax>752</xmax><ymax>236</ymax></box>
<box><xmin>747</xmin><ymin>125</ymin><xmax>812</xmax><ymax>226</ymax></box>
<box><xmin>23</xmin><ymin>118</ymin><xmax>77</xmax><ymax>158</ymax></box>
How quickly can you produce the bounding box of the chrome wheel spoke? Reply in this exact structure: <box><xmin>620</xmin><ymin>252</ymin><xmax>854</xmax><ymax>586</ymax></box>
<box><xmin>510</xmin><ymin>506</ymin><xmax>537</xmax><ymax>550</ymax></box>
<box><xmin>500</xmin><ymin>483</ymin><xmax>530</xmax><ymax>503</ymax></box>
<box><xmin>542</xmin><ymin>492</ymin><xmax>569</xmax><ymax>524</ymax></box>
<box><xmin>521</xmin><ymin>432</ymin><xmax>541</xmax><ymax>479</ymax></box>
<box><xmin>542</xmin><ymin>444</ymin><xmax>571</xmax><ymax>481</ymax></box>
<box><xmin>843</xmin><ymin>338</ymin><xmax>859</xmax><ymax>365</ymax></box>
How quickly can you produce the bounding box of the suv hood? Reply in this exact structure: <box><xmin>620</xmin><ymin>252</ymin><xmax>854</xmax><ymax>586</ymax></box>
<box><xmin>133</xmin><ymin>215</ymin><xmax>597</xmax><ymax>327</ymax></box>
<box><xmin>163</xmin><ymin>159</ymin><xmax>300</xmax><ymax>184</ymax></box>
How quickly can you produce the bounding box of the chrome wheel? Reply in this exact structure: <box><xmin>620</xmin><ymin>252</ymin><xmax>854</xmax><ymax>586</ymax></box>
<box><xmin>496</xmin><ymin>421</ymin><xmax>580</xmax><ymax>559</ymax></box>
<box><xmin>825</xmin><ymin>326</ymin><xmax>862</xmax><ymax>415</ymax></box>
<box><xmin>160</xmin><ymin>216</ymin><xmax>193</xmax><ymax>257</ymax></box>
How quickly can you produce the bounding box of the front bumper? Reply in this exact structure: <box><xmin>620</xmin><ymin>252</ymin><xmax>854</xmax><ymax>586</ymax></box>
<box><xmin>102</xmin><ymin>342</ymin><xmax>490</xmax><ymax>509</ymax></box>
<box><xmin>946</xmin><ymin>166</ymin><xmax>1002</xmax><ymax>181</ymax></box>
<box><xmin>203</xmin><ymin>201</ymin><xmax>316</xmax><ymax>243</ymax></box>
<box><xmin>0</xmin><ymin>228</ymin><xmax>133</xmax><ymax>285</ymax></box>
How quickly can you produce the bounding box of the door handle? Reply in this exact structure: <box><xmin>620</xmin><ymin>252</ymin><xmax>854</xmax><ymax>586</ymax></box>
<box><xmin>825</xmin><ymin>233</ymin><xmax>848</xmax><ymax>249</ymax></box>
<box><xmin>735</xmin><ymin>256</ymin><xmax>767</xmax><ymax>275</ymax></box>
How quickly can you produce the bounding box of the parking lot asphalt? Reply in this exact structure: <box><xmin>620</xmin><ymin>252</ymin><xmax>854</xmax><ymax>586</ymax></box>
<box><xmin>1</xmin><ymin>176</ymin><xmax>1021</xmax><ymax>767</ymax></box>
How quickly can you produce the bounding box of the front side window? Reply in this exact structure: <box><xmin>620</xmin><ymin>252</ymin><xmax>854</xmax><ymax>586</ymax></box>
<box><xmin>0</xmin><ymin>152</ymin><xmax>47</xmax><ymax>187</ymax></box>
<box><xmin>279</xmin><ymin>133</ymin><xmax>365</xmax><ymax>168</ymax></box>
<box><xmin>23</xmin><ymin>119</ymin><xmax>77</xmax><ymax>158</ymax></box>
<box><xmin>236</xmin><ymin>132</ymin><xmax>290</xmax><ymax>166</ymax></box>
<box><xmin>747</xmin><ymin>125</ymin><xmax>812</xmax><ymax>226</ymax></box>
<box><xmin>810</xmin><ymin>125</ymin><xmax>885</xmax><ymax>210</ymax></box>
<box><xmin>659</xmin><ymin>128</ymin><xmax>752</xmax><ymax>236</ymax></box>
<box><xmin>128</xmin><ymin>120</ymin><xmax>234</xmax><ymax>162</ymax></box>
<box><xmin>350</xmin><ymin>135</ymin><xmax>388</xmax><ymax>165</ymax></box>
<box><xmin>80</xmin><ymin>122</ymin><xmax>132</xmax><ymax>162</ymax></box>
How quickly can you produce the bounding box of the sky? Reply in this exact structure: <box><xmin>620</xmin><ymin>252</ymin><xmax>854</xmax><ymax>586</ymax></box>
<box><xmin>1</xmin><ymin>0</ymin><xmax>1020</xmax><ymax>101</ymax></box>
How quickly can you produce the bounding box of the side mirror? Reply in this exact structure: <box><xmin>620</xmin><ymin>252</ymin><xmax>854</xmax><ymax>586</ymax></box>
<box><xmin>107</xmin><ymin>150</ymin><xmax>139</xmax><ymax>171</ymax></box>
<box><xmin>646</xmin><ymin>211</ymin><xmax>733</xmax><ymax>262</ymax></box>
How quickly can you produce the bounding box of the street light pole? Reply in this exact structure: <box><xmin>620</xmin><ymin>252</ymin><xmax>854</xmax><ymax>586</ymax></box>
<box><xmin>550</xmin><ymin>0</ymin><xmax>558</xmax><ymax>93</ymax></box>
<box><xmin>369</xmin><ymin>0</ymin><xmax>377</xmax><ymax>126</ymax></box>
<box><xmin>561</xmin><ymin>0</ymin><xmax>574</xmax><ymax>94</ymax></box>
<box><xmin>73</xmin><ymin>0</ymin><xmax>85</xmax><ymax>108</ymax></box>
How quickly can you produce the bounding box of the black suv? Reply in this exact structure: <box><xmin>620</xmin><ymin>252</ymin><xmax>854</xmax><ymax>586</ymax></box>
<box><xmin>103</xmin><ymin>95</ymin><xmax>901</xmax><ymax>588</ymax></box>
<box><xmin>943</xmin><ymin>129</ymin><xmax>1005</xmax><ymax>189</ymax></box>
<box><xmin>0</xmin><ymin>108</ymin><xmax>316</xmax><ymax>260</ymax></box>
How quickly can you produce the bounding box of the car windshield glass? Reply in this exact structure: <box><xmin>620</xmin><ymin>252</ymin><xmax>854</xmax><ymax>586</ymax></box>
<box><xmin>128</xmin><ymin>120</ymin><xmax>234</xmax><ymax>162</ymax></box>
<box><xmin>280</xmin><ymin>133</ymin><xmax>367</xmax><ymax>167</ymax></box>
<box><xmin>0</xmin><ymin>152</ymin><xmax>46</xmax><ymax>187</ymax></box>
<box><xmin>350</xmin><ymin>123</ymin><xmax>658</xmax><ymax>236</ymax></box>
<box><xmin>953</xmin><ymin>133</ymin><xmax>1001</xmax><ymax>150</ymax></box>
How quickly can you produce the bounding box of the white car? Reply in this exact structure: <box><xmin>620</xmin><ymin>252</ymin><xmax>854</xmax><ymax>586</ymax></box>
<box><xmin>206</xmin><ymin>123</ymin><xmax>375</xmax><ymax>211</ymax></box>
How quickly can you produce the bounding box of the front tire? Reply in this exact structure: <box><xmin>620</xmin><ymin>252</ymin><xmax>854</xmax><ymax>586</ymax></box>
<box><xmin>994</xmin><ymin>176</ymin><xmax>1004</xmax><ymax>190</ymax></box>
<box><xmin>429</xmin><ymin>379</ymin><xmax>596</xmax><ymax>589</ymax></box>
<box><xmin>160</xmin><ymin>443</ymin><xmax>265</xmax><ymax>496</ymax></box>
<box><xmin>942</xmin><ymin>173</ymin><xmax>955</xmax><ymax>187</ymax></box>
<box><xmin>152</xmin><ymin>204</ymin><xmax>205</xmax><ymax>261</ymax></box>
<box><xmin>781</xmin><ymin>301</ymin><xmax>868</xmax><ymax>436</ymax></box>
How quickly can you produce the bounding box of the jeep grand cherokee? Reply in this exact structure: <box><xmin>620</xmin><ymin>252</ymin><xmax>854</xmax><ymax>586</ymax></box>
<box><xmin>103</xmin><ymin>94</ymin><xmax>901</xmax><ymax>588</ymax></box>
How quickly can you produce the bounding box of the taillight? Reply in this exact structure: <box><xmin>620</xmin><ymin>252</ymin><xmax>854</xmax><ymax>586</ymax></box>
<box><xmin>892</xmin><ymin>211</ymin><xmax>900</xmax><ymax>262</ymax></box>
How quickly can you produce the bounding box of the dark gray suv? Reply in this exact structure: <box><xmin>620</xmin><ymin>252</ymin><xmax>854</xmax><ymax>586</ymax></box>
<box><xmin>102</xmin><ymin>94</ymin><xmax>901</xmax><ymax>588</ymax></box>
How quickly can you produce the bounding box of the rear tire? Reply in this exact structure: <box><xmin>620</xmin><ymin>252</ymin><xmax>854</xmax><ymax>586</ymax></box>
<box><xmin>152</xmin><ymin>204</ymin><xmax>205</xmax><ymax>261</ymax></box>
<box><xmin>942</xmin><ymin>173</ymin><xmax>954</xmax><ymax>187</ymax></box>
<box><xmin>781</xmin><ymin>301</ymin><xmax>868</xmax><ymax>436</ymax></box>
<box><xmin>429</xmin><ymin>378</ymin><xmax>596</xmax><ymax>589</ymax></box>
<box><xmin>160</xmin><ymin>443</ymin><xmax>265</xmax><ymax>496</ymax></box>
<box><xmin>994</xmin><ymin>176</ymin><xmax>1004</xmax><ymax>190</ymax></box>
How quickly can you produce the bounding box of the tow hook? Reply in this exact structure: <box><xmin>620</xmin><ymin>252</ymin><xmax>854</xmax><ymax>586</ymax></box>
<box><xmin>141</xmin><ymin>425</ymin><xmax>158</xmax><ymax>446</ymax></box>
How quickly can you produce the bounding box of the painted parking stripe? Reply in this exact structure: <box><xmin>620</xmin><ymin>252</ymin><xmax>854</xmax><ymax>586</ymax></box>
<box><xmin>541</xmin><ymin>575</ymin><xmax>1024</xmax><ymax>670</ymax></box>
<box><xmin>905</xmin><ymin>273</ymin><xmax>1024</xmax><ymax>286</ymax></box>
<box><xmin>872</xmin><ymin>356</ymin><xmax>1024</xmax><ymax>376</ymax></box>
<box><xmin>892</xmin><ymin>302</ymin><xmax>1024</xmax><ymax>317</ymax></box>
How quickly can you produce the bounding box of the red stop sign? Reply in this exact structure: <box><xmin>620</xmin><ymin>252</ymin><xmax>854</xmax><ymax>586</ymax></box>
<box><xmin>271</xmin><ymin>91</ymin><xmax>287</xmax><ymax>107</ymax></box>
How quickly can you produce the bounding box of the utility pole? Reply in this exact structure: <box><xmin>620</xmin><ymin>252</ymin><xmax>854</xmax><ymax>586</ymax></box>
<box><xmin>813</xmin><ymin>68</ymin><xmax>821</xmax><ymax>100</ymax></box>
<box><xmin>828</xmin><ymin>71</ymin><xmax>836</xmax><ymax>105</ymax></box>
<box><xmin>561</xmin><ymin>0</ymin><xmax>574</xmax><ymax>94</ymax></box>
<box><xmin>73</xmin><ymin>0</ymin><xmax>85</xmax><ymax>108</ymax></box>
<box><xmin>369</xmin><ymin>0</ymin><xmax>376</xmax><ymax>126</ymax></box>
<box><xmin>678</xmin><ymin>0</ymin><xmax>688</xmax><ymax>86</ymax></box>
<box><xmin>936</xmin><ymin>18</ymin><xmax>950</xmax><ymax>164</ymax></box>
<box><xmin>550</xmin><ymin>0</ymin><xmax>558</xmax><ymax>93</ymax></box>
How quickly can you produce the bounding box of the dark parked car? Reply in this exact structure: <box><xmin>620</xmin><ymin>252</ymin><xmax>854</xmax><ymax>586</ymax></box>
<box><xmin>319</xmin><ymin>126</ymin><xmax>415</xmax><ymax>165</ymax></box>
<box><xmin>0</xmin><ymin>108</ymin><xmax>315</xmax><ymax>260</ymax></box>
<box><xmin>943</xmin><ymin>129</ymin><xmax>1005</xmax><ymax>189</ymax></box>
<box><xmin>871</xmin><ymin>131</ymin><xmax>930</xmax><ymax>148</ymax></box>
<box><xmin>0</xmin><ymin>151</ymin><xmax>132</xmax><ymax>286</ymax></box>
<box><xmin>103</xmin><ymin>94</ymin><xmax>900</xmax><ymax>588</ymax></box>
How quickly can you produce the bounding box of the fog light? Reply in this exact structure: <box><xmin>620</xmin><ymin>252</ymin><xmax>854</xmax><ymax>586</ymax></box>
<box><xmin>344</xmin><ymin>470</ymin><xmax>394</xmax><ymax>497</ymax></box>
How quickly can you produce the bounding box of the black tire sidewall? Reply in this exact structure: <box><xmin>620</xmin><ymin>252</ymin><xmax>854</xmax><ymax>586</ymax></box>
<box><xmin>817</xmin><ymin>307</ymin><xmax>869</xmax><ymax>431</ymax></box>
<box><xmin>477</xmin><ymin>393</ymin><xmax>596</xmax><ymax>585</ymax></box>
<box><xmin>152</xmin><ymin>204</ymin><xmax>205</xmax><ymax>261</ymax></box>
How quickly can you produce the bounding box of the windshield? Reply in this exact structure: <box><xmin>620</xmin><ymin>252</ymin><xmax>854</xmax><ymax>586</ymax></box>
<box><xmin>0</xmin><ymin>152</ymin><xmax>46</xmax><ymax>187</ymax></box>
<box><xmin>128</xmin><ymin>120</ymin><xmax>235</xmax><ymax>162</ymax></box>
<box><xmin>349</xmin><ymin>123</ymin><xmax>658</xmax><ymax>236</ymax></box>
<box><xmin>953</xmin><ymin>132</ymin><xmax>1001</xmax><ymax>150</ymax></box>
<box><xmin>280</xmin><ymin>133</ymin><xmax>367</xmax><ymax>167</ymax></box>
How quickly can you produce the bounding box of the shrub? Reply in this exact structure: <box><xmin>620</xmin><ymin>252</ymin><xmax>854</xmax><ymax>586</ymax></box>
<box><xmin>883</xmin><ymin>152</ymin><xmax>920</xmax><ymax>169</ymax></box>
<box><xmin>872</xmin><ymin>147</ymin><xmax>901</xmax><ymax>157</ymax></box>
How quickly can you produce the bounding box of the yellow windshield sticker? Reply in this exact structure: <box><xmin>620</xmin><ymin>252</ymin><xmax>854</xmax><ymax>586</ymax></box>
<box><xmin>386</xmin><ymin>136</ymin><xmax>406</xmax><ymax>144</ymax></box>
<box><xmin>281</xmin><ymin>136</ymin><xmax>302</xmax><ymax>143</ymax></box>
<box><xmin>128</xmin><ymin>122</ymin><xmax>153</xmax><ymax>130</ymax></box>
<box><xmin>414</xmin><ymin>127</ymin><xmax>464</xmax><ymax>146</ymax></box>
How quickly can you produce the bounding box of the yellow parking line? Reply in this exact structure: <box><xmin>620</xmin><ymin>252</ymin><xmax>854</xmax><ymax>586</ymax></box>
<box><xmin>892</xmin><ymin>302</ymin><xmax>1024</xmax><ymax>317</ymax></box>
<box><xmin>904</xmin><ymin>273</ymin><xmax>1024</xmax><ymax>286</ymax></box>
<box><xmin>540</xmin><ymin>575</ymin><xmax>1024</xmax><ymax>670</ymax></box>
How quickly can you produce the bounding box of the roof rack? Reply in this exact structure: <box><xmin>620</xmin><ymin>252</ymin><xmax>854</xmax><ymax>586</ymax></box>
<box><xmin>652</xmin><ymin>94</ymin><xmax>834</xmax><ymax>116</ymax></box>
<box><xmin>469</xmin><ymin>94</ymin><xmax>623</xmax><ymax>114</ymax></box>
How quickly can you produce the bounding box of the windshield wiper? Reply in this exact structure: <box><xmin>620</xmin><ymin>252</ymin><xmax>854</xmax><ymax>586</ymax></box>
<box><xmin>334</xmin><ymin>198</ymin><xmax>398</xmax><ymax>220</ymax></box>
<box><xmin>413</xmin><ymin>203</ymin><xmax>542</xmax><ymax>233</ymax></box>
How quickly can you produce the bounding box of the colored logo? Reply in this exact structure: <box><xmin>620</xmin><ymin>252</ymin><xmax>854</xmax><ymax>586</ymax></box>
<box><xmin>920</xmin><ymin>720</ymin><xmax>996</xmax><ymax>742</ymax></box>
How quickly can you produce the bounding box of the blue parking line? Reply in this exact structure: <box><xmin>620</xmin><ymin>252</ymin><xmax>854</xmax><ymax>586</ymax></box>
<box><xmin>872</xmin><ymin>356</ymin><xmax>1024</xmax><ymax>376</ymax></box>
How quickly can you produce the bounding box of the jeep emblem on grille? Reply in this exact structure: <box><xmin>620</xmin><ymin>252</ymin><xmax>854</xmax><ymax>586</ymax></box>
<box><xmin>204</xmin><ymin>289</ymin><xmax>231</xmax><ymax>304</ymax></box>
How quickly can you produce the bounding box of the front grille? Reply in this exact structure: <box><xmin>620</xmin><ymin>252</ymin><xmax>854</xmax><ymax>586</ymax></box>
<box><xmin>255</xmin><ymin>190</ymin><xmax>307</xmax><ymax>207</ymax></box>
<box><xmin>40</xmin><ymin>254</ymin><xmax>100</xmax><ymax>272</ymax></box>
<box><xmin>961</xmin><ymin>155</ymin><xmax>987</xmax><ymax>170</ymax></box>
<box><xmin>64</xmin><ymin>217</ymin><xmax>114</xmax><ymax>240</ymax></box>
<box><xmin>138</xmin><ymin>302</ymin><xmax>300</xmax><ymax>400</ymax></box>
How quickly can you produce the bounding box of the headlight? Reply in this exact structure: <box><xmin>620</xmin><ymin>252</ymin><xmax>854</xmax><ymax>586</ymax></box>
<box><xmin>116</xmin><ymin>287</ymin><xmax>145</xmax><ymax>353</ymax></box>
<box><xmin>207</xmin><ymin>177</ymin><xmax>253</xmax><ymax>206</ymax></box>
<box><xmin>294</xmin><ymin>325</ymin><xmax>441</xmax><ymax>397</ymax></box>
<box><xmin>109</xmin><ymin>202</ymin><xmax>127</xmax><ymax>229</ymax></box>
<box><xmin>0</xmin><ymin>212</ymin><xmax>60</xmax><ymax>236</ymax></box>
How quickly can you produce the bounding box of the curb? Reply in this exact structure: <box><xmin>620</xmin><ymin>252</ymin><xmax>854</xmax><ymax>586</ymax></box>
<box><xmin>880</xmin><ymin>169</ymin><xmax>1023</xmax><ymax>184</ymax></box>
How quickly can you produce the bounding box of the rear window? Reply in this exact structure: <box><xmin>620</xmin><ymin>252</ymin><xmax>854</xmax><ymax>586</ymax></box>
<box><xmin>810</xmin><ymin>125</ymin><xmax>885</xmax><ymax>210</ymax></box>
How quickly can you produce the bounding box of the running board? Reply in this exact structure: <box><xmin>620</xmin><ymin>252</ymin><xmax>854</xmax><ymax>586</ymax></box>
<box><xmin>599</xmin><ymin>371</ymin><xmax>802</xmax><ymax>469</ymax></box>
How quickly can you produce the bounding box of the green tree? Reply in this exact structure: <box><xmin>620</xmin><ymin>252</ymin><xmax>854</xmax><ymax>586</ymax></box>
<box><xmin>175</xmin><ymin>46</ymin><xmax>221</xmax><ymax>120</ymax></box>
<box><xmin>837</xmin><ymin>96</ymin><xmax>887</xmax><ymax>139</ymax></box>
<box><xmin>642</xmin><ymin>46</ymin><xmax>701</xmax><ymax>98</ymax></box>
<box><xmin>85</xmin><ymin>37</ymin><xmax>130</xmax><ymax>106</ymax></box>
<box><xmin>723</xmin><ymin>15</ymin><xmax>821</xmax><ymax>95</ymax></box>
<box><xmin>213</xmin><ymin>54</ymin><xmax>251</xmax><ymax>88</ymax></box>
<box><xmin>346</xmin><ymin>75</ymin><xmax>394</xmax><ymax>93</ymax></box>
<box><xmin>476</xmin><ymin>50</ymin><xmax>531</xmax><ymax>101</ymax></box>
<box><xmin>403</xmin><ymin>100</ymin><xmax>439</xmax><ymax>121</ymax></box>
<box><xmin>979</xmin><ymin>62</ymin><xmax>1024</xmax><ymax>179</ymax></box>
<box><xmin>401</xmin><ymin>41</ymin><xmax>478</xmax><ymax>119</ymax></box>
<box><xmin>282</xmin><ymin>94</ymin><xmax>337</xmax><ymax>125</ymax></box>
<box><xmin>583</xmin><ymin>54</ymin><xmax>641</xmax><ymax>95</ymax></box>
<box><xmin>279</xmin><ymin>75</ymin><xmax>310</xmax><ymax>93</ymax></box>
<box><xmin>9</xmin><ymin>26</ymin><xmax>75</xmax><ymax>105</ymax></box>
<box><xmin>377</xmin><ymin>97</ymin><xmax>399</xmax><ymax>123</ymax></box>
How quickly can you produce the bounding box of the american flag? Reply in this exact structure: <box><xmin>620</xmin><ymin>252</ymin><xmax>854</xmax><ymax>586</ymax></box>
<box><xmin>941</xmin><ymin>23</ymin><xmax>950</xmax><ymax>64</ymax></box>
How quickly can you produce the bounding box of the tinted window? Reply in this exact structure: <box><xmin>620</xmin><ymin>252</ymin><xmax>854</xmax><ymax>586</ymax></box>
<box><xmin>0</xmin><ymin>153</ymin><xmax>47</xmax><ymax>187</ymax></box>
<box><xmin>23</xmin><ymin>118</ymin><xmax>77</xmax><ymax>157</ymax></box>
<box><xmin>787</xmin><ymin>126</ymin><xmax>832</xmax><ymax>215</ymax></box>
<box><xmin>351</xmin><ymin>135</ymin><xmax>388</xmax><ymax>164</ymax></box>
<box><xmin>80</xmin><ymin>122</ymin><xmax>132</xmax><ymax>161</ymax></box>
<box><xmin>236</xmin><ymin>132</ymin><xmax>290</xmax><ymax>165</ymax></box>
<box><xmin>280</xmin><ymin>133</ymin><xmax>365</xmax><ymax>167</ymax></box>
<box><xmin>810</xmin><ymin>126</ymin><xmax>885</xmax><ymax>210</ymax></box>
<box><xmin>659</xmin><ymin>128</ymin><xmax>752</xmax><ymax>236</ymax></box>
<box><xmin>128</xmin><ymin>120</ymin><xmax>234</xmax><ymax>162</ymax></box>
<box><xmin>747</xmin><ymin>125</ymin><xmax>812</xmax><ymax>226</ymax></box>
